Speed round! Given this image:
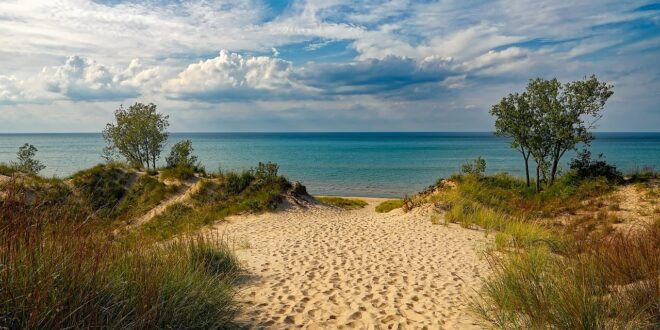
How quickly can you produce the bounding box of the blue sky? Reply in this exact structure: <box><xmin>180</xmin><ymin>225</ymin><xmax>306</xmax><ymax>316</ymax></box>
<box><xmin>0</xmin><ymin>0</ymin><xmax>658</xmax><ymax>132</ymax></box>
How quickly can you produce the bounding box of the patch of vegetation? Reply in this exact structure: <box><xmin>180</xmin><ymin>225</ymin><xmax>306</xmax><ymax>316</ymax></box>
<box><xmin>160</xmin><ymin>165</ymin><xmax>197</xmax><ymax>180</ymax></box>
<box><xmin>375</xmin><ymin>199</ymin><xmax>404</xmax><ymax>213</ymax></box>
<box><xmin>422</xmin><ymin>166</ymin><xmax>658</xmax><ymax>329</ymax></box>
<box><xmin>569</xmin><ymin>149</ymin><xmax>623</xmax><ymax>183</ymax></box>
<box><xmin>114</xmin><ymin>175</ymin><xmax>178</xmax><ymax>220</ymax></box>
<box><xmin>317</xmin><ymin>196</ymin><xmax>368</xmax><ymax>210</ymax></box>
<box><xmin>136</xmin><ymin>163</ymin><xmax>291</xmax><ymax>241</ymax></box>
<box><xmin>472</xmin><ymin>221</ymin><xmax>659</xmax><ymax>329</ymax></box>
<box><xmin>461</xmin><ymin>156</ymin><xmax>486</xmax><ymax>178</ymax></box>
<box><xmin>71</xmin><ymin>164</ymin><xmax>131</xmax><ymax>214</ymax></box>
<box><xmin>0</xmin><ymin>181</ymin><xmax>241</xmax><ymax>329</ymax></box>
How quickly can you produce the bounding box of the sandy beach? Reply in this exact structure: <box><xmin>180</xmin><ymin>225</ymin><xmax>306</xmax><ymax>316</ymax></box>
<box><xmin>213</xmin><ymin>198</ymin><xmax>492</xmax><ymax>329</ymax></box>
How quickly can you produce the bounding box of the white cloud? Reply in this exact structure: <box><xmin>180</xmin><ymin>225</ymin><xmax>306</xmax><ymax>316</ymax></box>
<box><xmin>0</xmin><ymin>75</ymin><xmax>25</xmax><ymax>105</ymax></box>
<box><xmin>163</xmin><ymin>50</ymin><xmax>307</xmax><ymax>101</ymax></box>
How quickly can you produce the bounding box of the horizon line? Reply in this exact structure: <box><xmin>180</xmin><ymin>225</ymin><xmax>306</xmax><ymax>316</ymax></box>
<box><xmin>1</xmin><ymin>131</ymin><xmax>660</xmax><ymax>134</ymax></box>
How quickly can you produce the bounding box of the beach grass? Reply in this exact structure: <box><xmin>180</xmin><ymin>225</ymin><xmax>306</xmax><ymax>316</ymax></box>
<box><xmin>316</xmin><ymin>196</ymin><xmax>368</xmax><ymax>209</ymax></box>
<box><xmin>421</xmin><ymin>171</ymin><xmax>659</xmax><ymax>329</ymax></box>
<box><xmin>0</xmin><ymin>179</ymin><xmax>241</xmax><ymax>329</ymax></box>
<box><xmin>375</xmin><ymin>199</ymin><xmax>404</xmax><ymax>213</ymax></box>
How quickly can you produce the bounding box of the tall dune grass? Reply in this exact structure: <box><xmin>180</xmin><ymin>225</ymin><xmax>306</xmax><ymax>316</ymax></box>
<box><xmin>0</xmin><ymin>178</ymin><xmax>241</xmax><ymax>329</ymax></box>
<box><xmin>432</xmin><ymin>173</ymin><xmax>659</xmax><ymax>329</ymax></box>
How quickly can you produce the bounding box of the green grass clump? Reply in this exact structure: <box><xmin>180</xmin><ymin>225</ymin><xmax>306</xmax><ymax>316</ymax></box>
<box><xmin>114</xmin><ymin>175</ymin><xmax>178</xmax><ymax>220</ymax></box>
<box><xmin>71</xmin><ymin>164</ymin><xmax>131</xmax><ymax>213</ymax></box>
<box><xmin>375</xmin><ymin>199</ymin><xmax>404</xmax><ymax>213</ymax></box>
<box><xmin>473</xmin><ymin>221</ymin><xmax>659</xmax><ymax>329</ymax></box>
<box><xmin>0</xmin><ymin>182</ymin><xmax>241</xmax><ymax>329</ymax></box>
<box><xmin>317</xmin><ymin>196</ymin><xmax>368</xmax><ymax>210</ymax></box>
<box><xmin>160</xmin><ymin>165</ymin><xmax>199</xmax><ymax>181</ymax></box>
<box><xmin>429</xmin><ymin>169</ymin><xmax>658</xmax><ymax>329</ymax></box>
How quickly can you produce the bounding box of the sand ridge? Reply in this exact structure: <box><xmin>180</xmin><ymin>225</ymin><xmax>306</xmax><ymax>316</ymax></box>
<box><xmin>213</xmin><ymin>199</ymin><xmax>491</xmax><ymax>329</ymax></box>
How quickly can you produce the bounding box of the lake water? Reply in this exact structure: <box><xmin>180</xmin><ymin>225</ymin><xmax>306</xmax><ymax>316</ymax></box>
<box><xmin>0</xmin><ymin>132</ymin><xmax>658</xmax><ymax>197</ymax></box>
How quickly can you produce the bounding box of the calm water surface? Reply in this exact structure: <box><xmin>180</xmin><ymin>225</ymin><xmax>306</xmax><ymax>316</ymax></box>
<box><xmin>0</xmin><ymin>132</ymin><xmax>658</xmax><ymax>197</ymax></box>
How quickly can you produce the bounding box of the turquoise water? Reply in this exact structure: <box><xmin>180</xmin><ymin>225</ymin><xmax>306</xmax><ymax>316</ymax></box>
<box><xmin>0</xmin><ymin>132</ymin><xmax>658</xmax><ymax>197</ymax></box>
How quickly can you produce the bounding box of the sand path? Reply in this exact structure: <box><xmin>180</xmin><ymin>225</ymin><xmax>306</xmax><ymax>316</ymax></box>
<box><xmin>213</xmin><ymin>199</ymin><xmax>491</xmax><ymax>329</ymax></box>
<box><xmin>121</xmin><ymin>177</ymin><xmax>204</xmax><ymax>231</ymax></box>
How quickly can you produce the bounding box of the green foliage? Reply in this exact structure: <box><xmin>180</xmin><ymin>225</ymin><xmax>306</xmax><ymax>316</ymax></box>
<box><xmin>491</xmin><ymin>75</ymin><xmax>614</xmax><ymax>190</ymax></box>
<box><xmin>461</xmin><ymin>156</ymin><xmax>486</xmax><ymax>177</ymax></box>
<box><xmin>160</xmin><ymin>165</ymin><xmax>197</xmax><ymax>181</ymax></box>
<box><xmin>166</xmin><ymin>139</ymin><xmax>199</xmax><ymax>168</ymax></box>
<box><xmin>316</xmin><ymin>196</ymin><xmax>368</xmax><ymax>210</ymax></box>
<box><xmin>473</xmin><ymin>222</ymin><xmax>659</xmax><ymax>329</ymax></box>
<box><xmin>138</xmin><ymin>164</ymin><xmax>290</xmax><ymax>241</ymax></box>
<box><xmin>430</xmin><ymin>172</ymin><xmax>657</xmax><ymax>329</ymax></box>
<box><xmin>13</xmin><ymin>143</ymin><xmax>45</xmax><ymax>174</ymax></box>
<box><xmin>103</xmin><ymin>102</ymin><xmax>169</xmax><ymax>171</ymax></box>
<box><xmin>114</xmin><ymin>175</ymin><xmax>177</xmax><ymax>220</ymax></box>
<box><xmin>569</xmin><ymin>149</ymin><xmax>623</xmax><ymax>183</ymax></box>
<box><xmin>190</xmin><ymin>237</ymin><xmax>241</xmax><ymax>276</ymax></box>
<box><xmin>71</xmin><ymin>164</ymin><xmax>130</xmax><ymax>214</ymax></box>
<box><xmin>0</xmin><ymin>182</ymin><xmax>241</xmax><ymax>329</ymax></box>
<box><xmin>253</xmin><ymin>161</ymin><xmax>279</xmax><ymax>186</ymax></box>
<box><xmin>375</xmin><ymin>199</ymin><xmax>404</xmax><ymax>213</ymax></box>
<box><xmin>224</xmin><ymin>170</ymin><xmax>255</xmax><ymax>195</ymax></box>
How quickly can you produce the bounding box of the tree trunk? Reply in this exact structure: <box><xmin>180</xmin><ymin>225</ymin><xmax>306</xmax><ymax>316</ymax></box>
<box><xmin>524</xmin><ymin>154</ymin><xmax>530</xmax><ymax>187</ymax></box>
<box><xmin>550</xmin><ymin>151</ymin><xmax>560</xmax><ymax>184</ymax></box>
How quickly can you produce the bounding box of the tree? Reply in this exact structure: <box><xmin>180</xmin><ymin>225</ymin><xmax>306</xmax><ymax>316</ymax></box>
<box><xmin>103</xmin><ymin>103</ymin><xmax>169</xmax><ymax>171</ymax></box>
<box><xmin>166</xmin><ymin>139</ymin><xmax>198</xmax><ymax>168</ymax></box>
<box><xmin>13</xmin><ymin>143</ymin><xmax>45</xmax><ymax>174</ymax></box>
<box><xmin>545</xmin><ymin>76</ymin><xmax>613</xmax><ymax>183</ymax></box>
<box><xmin>490</xmin><ymin>93</ymin><xmax>534</xmax><ymax>186</ymax></box>
<box><xmin>491</xmin><ymin>75</ymin><xmax>613</xmax><ymax>191</ymax></box>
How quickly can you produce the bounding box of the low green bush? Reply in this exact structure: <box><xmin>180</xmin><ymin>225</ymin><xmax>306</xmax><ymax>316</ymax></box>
<box><xmin>569</xmin><ymin>149</ymin><xmax>623</xmax><ymax>183</ymax></box>
<box><xmin>375</xmin><ymin>199</ymin><xmax>404</xmax><ymax>213</ymax></box>
<box><xmin>317</xmin><ymin>196</ymin><xmax>368</xmax><ymax>210</ymax></box>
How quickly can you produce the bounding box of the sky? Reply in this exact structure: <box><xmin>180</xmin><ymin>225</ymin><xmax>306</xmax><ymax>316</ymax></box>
<box><xmin>0</xmin><ymin>0</ymin><xmax>658</xmax><ymax>132</ymax></box>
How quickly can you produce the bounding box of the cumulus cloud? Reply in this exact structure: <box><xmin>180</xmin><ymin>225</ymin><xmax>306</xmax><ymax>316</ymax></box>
<box><xmin>163</xmin><ymin>50</ymin><xmax>307</xmax><ymax>101</ymax></box>
<box><xmin>36</xmin><ymin>56</ymin><xmax>139</xmax><ymax>101</ymax></box>
<box><xmin>0</xmin><ymin>56</ymin><xmax>161</xmax><ymax>103</ymax></box>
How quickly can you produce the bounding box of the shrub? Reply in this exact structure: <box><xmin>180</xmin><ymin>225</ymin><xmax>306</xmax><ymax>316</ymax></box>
<box><xmin>375</xmin><ymin>199</ymin><xmax>404</xmax><ymax>213</ymax></box>
<box><xmin>316</xmin><ymin>196</ymin><xmax>368</xmax><ymax>210</ymax></box>
<box><xmin>166</xmin><ymin>139</ymin><xmax>199</xmax><ymax>169</ymax></box>
<box><xmin>461</xmin><ymin>156</ymin><xmax>486</xmax><ymax>178</ymax></box>
<box><xmin>12</xmin><ymin>143</ymin><xmax>45</xmax><ymax>174</ymax></box>
<box><xmin>569</xmin><ymin>149</ymin><xmax>623</xmax><ymax>183</ymax></box>
<box><xmin>224</xmin><ymin>170</ymin><xmax>255</xmax><ymax>195</ymax></box>
<box><xmin>253</xmin><ymin>161</ymin><xmax>279</xmax><ymax>186</ymax></box>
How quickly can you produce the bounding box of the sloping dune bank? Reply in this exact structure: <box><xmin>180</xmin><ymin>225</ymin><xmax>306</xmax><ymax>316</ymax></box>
<box><xmin>212</xmin><ymin>198</ymin><xmax>492</xmax><ymax>329</ymax></box>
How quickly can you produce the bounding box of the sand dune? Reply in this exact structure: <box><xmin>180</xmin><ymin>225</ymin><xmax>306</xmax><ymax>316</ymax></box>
<box><xmin>213</xmin><ymin>198</ymin><xmax>491</xmax><ymax>329</ymax></box>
